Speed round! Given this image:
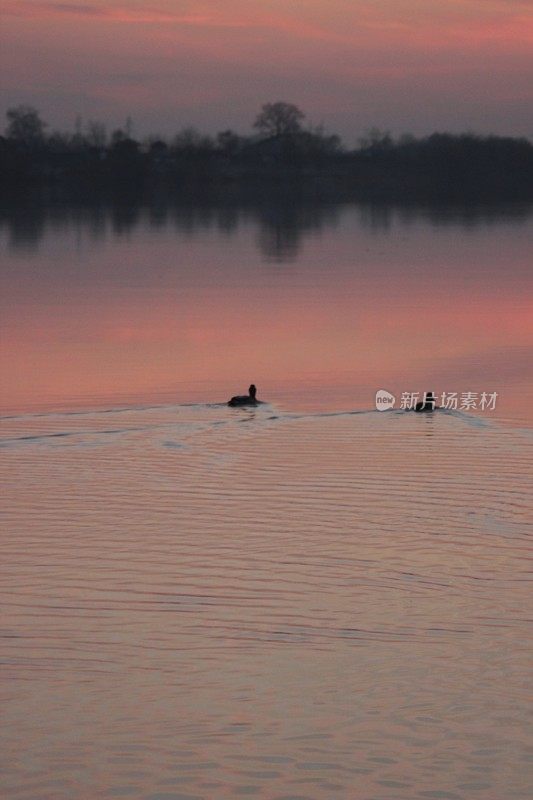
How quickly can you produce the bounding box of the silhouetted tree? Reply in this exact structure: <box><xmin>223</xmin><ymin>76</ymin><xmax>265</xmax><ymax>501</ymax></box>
<box><xmin>47</xmin><ymin>130</ymin><xmax>72</xmax><ymax>153</ymax></box>
<box><xmin>86</xmin><ymin>120</ymin><xmax>107</xmax><ymax>149</ymax></box>
<box><xmin>216</xmin><ymin>129</ymin><xmax>244</xmax><ymax>156</ymax></box>
<box><xmin>253</xmin><ymin>102</ymin><xmax>306</xmax><ymax>137</ymax></box>
<box><xmin>358</xmin><ymin>127</ymin><xmax>393</xmax><ymax>153</ymax></box>
<box><xmin>108</xmin><ymin>132</ymin><xmax>143</xmax><ymax>187</ymax></box>
<box><xmin>307</xmin><ymin>125</ymin><xmax>343</xmax><ymax>155</ymax></box>
<box><xmin>1</xmin><ymin>102</ymin><xmax>532</xmax><ymax>200</ymax></box>
<box><xmin>111</xmin><ymin>128</ymin><xmax>127</xmax><ymax>146</ymax></box>
<box><xmin>110</xmin><ymin>135</ymin><xmax>139</xmax><ymax>158</ymax></box>
<box><xmin>5</xmin><ymin>105</ymin><xmax>46</xmax><ymax>148</ymax></box>
<box><xmin>172</xmin><ymin>127</ymin><xmax>214</xmax><ymax>153</ymax></box>
<box><xmin>148</xmin><ymin>139</ymin><xmax>168</xmax><ymax>156</ymax></box>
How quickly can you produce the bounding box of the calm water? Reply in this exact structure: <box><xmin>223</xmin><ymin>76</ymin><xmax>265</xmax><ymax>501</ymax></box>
<box><xmin>1</xmin><ymin>199</ymin><xmax>532</xmax><ymax>418</ymax></box>
<box><xmin>1</xmin><ymin>200</ymin><xmax>532</xmax><ymax>799</ymax></box>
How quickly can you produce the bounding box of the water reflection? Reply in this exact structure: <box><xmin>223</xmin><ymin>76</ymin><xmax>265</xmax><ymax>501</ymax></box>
<box><xmin>2</xmin><ymin>194</ymin><xmax>532</xmax><ymax>259</ymax></box>
<box><xmin>1</xmin><ymin>195</ymin><xmax>532</xmax><ymax>419</ymax></box>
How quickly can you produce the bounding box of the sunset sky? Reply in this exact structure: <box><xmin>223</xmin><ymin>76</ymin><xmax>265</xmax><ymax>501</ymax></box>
<box><xmin>1</xmin><ymin>0</ymin><xmax>532</xmax><ymax>143</ymax></box>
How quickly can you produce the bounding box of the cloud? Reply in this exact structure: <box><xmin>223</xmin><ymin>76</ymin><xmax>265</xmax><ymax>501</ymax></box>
<box><xmin>2</xmin><ymin>1</ymin><xmax>101</xmax><ymax>16</ymax></box>
<box><xmin>4</xmin><ymin>1</ymin><xmax>532</xmax><ymax>47</ymax></box>
<box><xmin>47</xmin><ymin>3</ymin><xmax>105</xmax><ymax>15</ymax></box>
<box><xmin>2</xmin><ymin>1</ymin><xmax>249</xmax><ymax>26</ymax></box>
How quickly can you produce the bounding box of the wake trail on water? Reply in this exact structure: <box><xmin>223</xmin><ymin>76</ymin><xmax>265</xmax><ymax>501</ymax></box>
<box><xmin>0</xmin><ymin>399</ymin><xmax>505</xmax><ymax>451</ymax></box>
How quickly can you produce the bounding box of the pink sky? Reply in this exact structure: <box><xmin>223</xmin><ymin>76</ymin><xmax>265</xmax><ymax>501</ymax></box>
<box><xmin>1</xmin><ymin>0</ymin><xmax>532</xmax><ymax>141</ymax></box>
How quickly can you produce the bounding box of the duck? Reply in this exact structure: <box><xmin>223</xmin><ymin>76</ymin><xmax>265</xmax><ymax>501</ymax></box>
<box><xmin>414</xmin><ymin>391</ymin><xmax>436</xmax><ymax>412</ymax></box>
<box><xmin>228</xmin><ymin>384</ymin><xmax>259</xmax><ymax>407</ymax></box>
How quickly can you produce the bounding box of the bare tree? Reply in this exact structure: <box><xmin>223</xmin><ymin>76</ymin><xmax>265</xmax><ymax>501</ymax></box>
<box><xmin>358</xmin><ymin>127</ymin><xmax>393</xmax><ymax>152</ymax></box>
<box><xmin>86</xmin><ymin>120</ymin><xmax>107</xmax><ymax>148</ymax></box>
<box><xmin>5</xmin><ymin>105</ymin><xmax>46</xmax><ymax>147</ymax></box>
<box><xmin>173</xmin><ymin>127</ymin><xmax>214</xmax><ymax>152</ymax></box>
<box><xmin>253</xmin><ymin>102</ymin><xmax>305</xmax><ymax>137</ymax></box>
<box><xmin>216</xmin><ymin>129</ymin><xmax>243</xmax><ymax>155</ymax></box>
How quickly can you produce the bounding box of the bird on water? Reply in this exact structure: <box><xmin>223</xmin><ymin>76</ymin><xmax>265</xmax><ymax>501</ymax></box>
<box><xmin>228</xmin><ymin>384</ymin><xmax>259</xmax><ymax>407</ymax></box>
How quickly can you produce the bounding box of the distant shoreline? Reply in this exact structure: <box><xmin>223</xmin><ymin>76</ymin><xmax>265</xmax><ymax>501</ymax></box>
<box><xmin>2</xmin><ymin>130</ymin><xmax>533</xmax><ymax>203</ymax></box>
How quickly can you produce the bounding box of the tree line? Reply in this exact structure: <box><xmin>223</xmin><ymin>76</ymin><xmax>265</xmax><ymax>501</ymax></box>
<box><xmin>1</xmin><ymin>102</ymin><xmax>532</xmax><ymax>201</ymax></box>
